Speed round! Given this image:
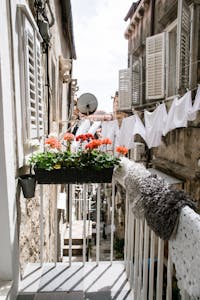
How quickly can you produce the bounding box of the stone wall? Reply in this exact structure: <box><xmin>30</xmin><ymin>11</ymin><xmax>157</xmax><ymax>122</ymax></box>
<box><xmin>18</xmin><ymin>185</ymin><xmax>58</xmax><ymax>272</ymax></box>
<box><xmin>153</xmin><ymin>113</ymin><xmax>200</xmax><ymax>204</ymax></box>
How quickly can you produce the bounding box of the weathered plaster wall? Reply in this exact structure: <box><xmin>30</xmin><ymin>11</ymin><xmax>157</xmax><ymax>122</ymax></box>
<box><xmin>18</xmin><ymin>185</ymin><xmax>57</xmax><ymax>272</ymax></box>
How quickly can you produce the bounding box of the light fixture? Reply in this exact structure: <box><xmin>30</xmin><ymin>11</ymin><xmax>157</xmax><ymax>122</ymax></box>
<box><xmin>71</xmin><ymin>79</ymin><xmax>77</xmax><ymax>87</ymax></box>
<box><xmin>71</xmin><ymin>79</ymin><xmax>78</xmax><ymax>94</ymax></box>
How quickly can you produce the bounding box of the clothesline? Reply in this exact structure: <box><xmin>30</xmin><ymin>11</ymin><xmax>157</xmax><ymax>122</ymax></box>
<box><xmin>132</xmin><ymin>85</ymin><xmax>199</xmax><ymax>113</ymax></box>
<box><xmin>67</xmin><ymin>85</ymin><xmax>200</xmax><ymax>152</ymax></box>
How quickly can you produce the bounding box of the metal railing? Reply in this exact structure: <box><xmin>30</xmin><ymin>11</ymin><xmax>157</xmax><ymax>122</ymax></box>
<box><xmin>123</xmin><ymin>192</ymin><xmax>191</xmax><ymax>300</ymax></box>
<box><xmin>38</xmin><ymin>177</ymin><xmax>192</xmax><ymax>299</ymax></box>
<box><xmin>38</xmin><ymin>181</ymin><xmax>116</xmax><ymax>266</ymax></box>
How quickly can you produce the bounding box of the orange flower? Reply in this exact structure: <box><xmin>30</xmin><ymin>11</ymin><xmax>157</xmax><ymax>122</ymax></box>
<box><xmin>63</xmin><ymin>132</ymin><xmax>74</xmax><ymax>141</ymax></box>
<box><xmin>45</xmin><ymin>137</ymin><xmax>61</xmax><ymax>150</ymax></box>
<box><xmin>85</xmin><ymin>139</ymin><xmax>102</xmax><ymax>150</ymax></box>
<box><xmin>101</xmin><ymin>138</ymin><xmax>112</xmax><ymax>145</ymax></box>
<box><xmin>116</xmin><ymin>146</ymin><xmax>128</xmax><ymax>155</ymax></box>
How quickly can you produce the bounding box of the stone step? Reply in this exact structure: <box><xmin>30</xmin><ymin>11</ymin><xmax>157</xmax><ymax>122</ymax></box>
<box><xmin>63</xmin><ymin>245</ymin><xmax>83</xmax><ymax>256</ymax></box>
<box><xmin>64</xmin><ymin>238</ymin><xmax>83</xmax><ymax>245</ymax></box>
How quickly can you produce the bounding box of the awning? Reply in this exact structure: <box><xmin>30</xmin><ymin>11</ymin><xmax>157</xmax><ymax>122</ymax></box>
<box><xmin>148</xmin><ymin>168</ymin><xmax>183</xmax><ymax>186</ymax></box>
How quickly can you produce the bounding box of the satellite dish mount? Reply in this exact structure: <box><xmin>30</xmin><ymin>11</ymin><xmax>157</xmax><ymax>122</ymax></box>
<box><xmin>77</xmin><ymin>93</ymin><xmax>98</xmax><ymax>115</ymax></box>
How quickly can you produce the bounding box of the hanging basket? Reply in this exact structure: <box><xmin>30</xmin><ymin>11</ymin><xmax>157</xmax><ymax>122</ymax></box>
<box><xmin>34</xmin><ymin>167</ymin><xmax>114</xmax><ymax>184</ymax></box>
<box><xmin>18</xmin><ymin>174</ymin><xmax>36</xmax><ymax>198</ymax></box>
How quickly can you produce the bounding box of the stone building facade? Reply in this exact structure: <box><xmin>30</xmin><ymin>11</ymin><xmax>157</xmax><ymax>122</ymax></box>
<box><xmin>119</xmin><ymin>0</ymin><xmax>200</xmax><ymax>205</ymax></box>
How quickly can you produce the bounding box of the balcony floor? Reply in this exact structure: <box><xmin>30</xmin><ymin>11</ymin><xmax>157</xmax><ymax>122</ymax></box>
<box><xmin>17</xmin><ymin>261</ymin><xmax>133</xmax><ymax>299</ymax></box>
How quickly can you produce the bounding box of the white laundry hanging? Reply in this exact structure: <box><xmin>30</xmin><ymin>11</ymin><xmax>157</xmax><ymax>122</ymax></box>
<box><xmin>163</xmin><ymin>91</ymin><xmax>192</xmax><ymax>136</ymax></box>
<box><xmin>75</xmin><ymin>119</ymin><xmax>91</xmax><ymax>136</ymax></box>
<box><xmin>144</xmin><ymin>103</ymin><xmax>168</xmax><ymax>148</ymax></box>
<box><xmin>101</xmin><ymin>119</ymin><xmax>119</xmax><ymax>150</ymax></box>
<box><xmin>188</xmin><ymin>84</ymin><xmax>200</xmax><ymax>121</ymax></box>
<box><xmin>88</xmin><ymin>121</ymin><xmax>101</xmax><ymax>135</ymax></box>
<box><xmin>72</xmin><ymin>119</ymin><xmax>91</xmax><ymax>152</ymax></box>
<box><xmin>116</xmin><ymin>114</ymin><xmax>146</xmax><ymax>149</ymax></box>
<box><xmin>133</xmin><ymin>114</ymin><xmax>146</xmax><ymax>142</ymax></box>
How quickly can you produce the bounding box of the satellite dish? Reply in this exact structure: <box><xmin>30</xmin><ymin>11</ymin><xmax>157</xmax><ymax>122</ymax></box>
<box><xmin>77</xmin><ymin>93</ymin><xmax>98</xmax><ymax>115</ymax></box>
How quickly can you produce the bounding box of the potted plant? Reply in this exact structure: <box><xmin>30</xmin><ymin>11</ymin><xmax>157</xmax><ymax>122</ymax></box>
<box><xmin>29</xmin><ymin>133</ymin><xmax>122</xmax><ymax>184</ymax></box>
<box><xmin>18</xmin><ymin>173</ymin><xmax>36</xmax><ymax>198</ymax></box>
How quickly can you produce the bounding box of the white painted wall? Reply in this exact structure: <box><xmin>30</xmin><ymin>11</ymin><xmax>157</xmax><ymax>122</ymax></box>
<box><xmin>0</xmin><ymin>1</ymin><xmax>75</xmax><ymax>298</ymax></box>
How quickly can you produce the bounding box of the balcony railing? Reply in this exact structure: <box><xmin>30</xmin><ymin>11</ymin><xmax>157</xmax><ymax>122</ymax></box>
<box><xmin>18</xmin><ymin>158</ymin><xmax>198</xmax><ymax>299</ymax></box>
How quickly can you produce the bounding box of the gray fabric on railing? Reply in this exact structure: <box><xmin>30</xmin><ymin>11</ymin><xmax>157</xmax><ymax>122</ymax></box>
<box><xmin>139</xmin><ymin>175</ymin><xmax>196</xmax><ymax>240</ymax></box>
<box><xmin>115</xmin><ymin>158</ymin><xmax>196</xmax><ymax>240</ymax></box>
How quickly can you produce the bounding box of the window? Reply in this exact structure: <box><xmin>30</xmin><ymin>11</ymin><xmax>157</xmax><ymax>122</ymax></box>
<box><xmin>146</xmin><ymin>32</ymin><xmax>165</xmax><ymax>100</ymax></box>
<box><xmin>146</xmin><ymin>0</ymin><xmax>193</xmax><ymax>100</ymax></box>
<box><xmin>19</xmin><ymin>9</ymin><xmax>44</xmax><ymax>140</ymax></box>
<box><xmin>132</xmin><ymin>59</ymin><xmax>141</xmax><ymax>105</ymax></box>
<box><xmin>118</xmin><ymin>68</ymin><xmax>131</xmax><ymax>111</ymax></box>
<box><xmin>166</xmin><ymin>21</ymin><xmax>177</xmax><ymax>97</ymax></box>
<box><xmin>176</xmin><ymin>0</ymin><xmax>191</xmax><ymax>91</ymax></box>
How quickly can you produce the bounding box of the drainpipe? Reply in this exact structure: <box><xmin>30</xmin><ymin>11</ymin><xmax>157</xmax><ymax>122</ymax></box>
<box><xmin>150</xmin><ymin>0</ymin><xmax>156</xmax><ymax>36</ymax></box>
<box><xmin>46</xmin><ymin>46</ymin><xmax>50</xmax><ymax>135</ymax></box>
<box><xmin>146</xmin><ymin>0</ymin><xmax>156</xmax><ymax>168</ymax></box>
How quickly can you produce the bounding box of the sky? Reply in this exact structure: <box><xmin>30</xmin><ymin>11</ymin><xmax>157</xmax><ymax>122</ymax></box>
<box><xmin>71</xmin><ymin>0</ymin><xmax>133</xmax><ymax>113</ymax></box>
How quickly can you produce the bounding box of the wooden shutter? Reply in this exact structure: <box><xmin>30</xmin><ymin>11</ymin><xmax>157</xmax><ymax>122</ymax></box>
<box><xmin>36</xmin><ymin>39</ymin><xmax>44</xmax><ymax>137</ymax></box>
<box><xmin>24</xmin><ymin>18</ymin><xmax>37</xmax><ymax>139</ymax></box>
<box><xmin>189</xmin><ymin>3</ymin><xmax>200</xmax><ymax>89</ymax></box>
<box><xmin>24</xmin><ymin>18</ymin><xmax>44</xmax><ymax>139</ymax></box>
<box><xmin>146</xmin><ymin>32</ymin><xmax>165</xmax><ymax>100</ymax></box>
<box><xmin>132</xmin><ymin>60</ymin><xmax>140</xmax><ymax>104</ymax></box>
<box><xmin>118</xmin><ymin>68</ymin><xmax>131</xmax><ymax>111</ymax></box>
<box><xmin>176</xmin><ymin>0</ymin><xmax>190</xmax><ymax>91</ymax></box>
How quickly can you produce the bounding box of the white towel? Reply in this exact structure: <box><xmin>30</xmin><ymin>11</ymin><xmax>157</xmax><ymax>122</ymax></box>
<box><xmin>116</xmin><ymin>115</ymin><xmax>146</xmax><ymax>149</ymax></box>
<box><xmin>101</xmin><ymin>120</ymin><xmax>119</xmax><ymax>150</ymax></box>
<box><xmin>163</xmin><ymin>91</ymin><xmax>192</xmax><ymax>136</ymax></box>
<box><xmin>169</xmin><ymin>206</ymin><xmax>200</xmax><ymax>298</ymax></box>
<box><xmin>88</xmin><ymin>121</ymin><xmax>101</xmax><ymax>135</ymax></box>
<box><xmin>75</xmin><ymin>119</ymin><xmax>91</xmax><ymax>136</ymax></box>
<box><xmin>144</xmin><ymin>103</ymin><xmax>167</xmax><ymax>148</ymax></box>
<box><xmin>188</xmin><ymin>85</ymin><xmax>200</xmax><ymax>121</ymax></box>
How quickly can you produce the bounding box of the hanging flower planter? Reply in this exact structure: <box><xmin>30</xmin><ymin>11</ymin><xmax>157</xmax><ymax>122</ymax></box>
<box><xmin>34</xmin><ymin>167</ymin><xmax>114</xmax><ymax>184</ymax></box>
<box><xmin>18</xmin><ymin>174</ymin><xmax>36</xmax><ymax>198</ymax></box>
<box><xmin>29</xmin><ymin>133</ymin><xmax>123</xmax><ymax>185</ymax></box>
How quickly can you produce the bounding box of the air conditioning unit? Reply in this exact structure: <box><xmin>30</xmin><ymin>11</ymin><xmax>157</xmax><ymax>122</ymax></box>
<box><xmin>130</xmin><ymin>142</ymin><xmax>145</xmax><ymax>162</ymax></box>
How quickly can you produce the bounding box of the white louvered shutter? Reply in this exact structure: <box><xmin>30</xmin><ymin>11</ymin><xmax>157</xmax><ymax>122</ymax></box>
<box><xmin>146</xmin><ymin>32</ymin><xmax>165</xmax><ymax>100</ymax></box>
<box><xmin>176</xmin><ymin>0</ymin><xmax>190</xmax><ymax>91</ymax></box>
<box><xmin>36</xmin><ymin>39</ymin><xmax>44</xmax><ymax>137</ymax></box>
<box><xmin>132</xmin><ymin>60</ymin><xmax>140</xmax><ymax>104</ymax></box>
<box><xmin>118</xmin><ymin>68</ymin><xmax>131</xmax><ymax>110</ymax></box>
<box><xmin>24</xmin><ymin>18</ymin><xmax>44</xmax><ymax>139</ymax></box>
<box><xmin>24</xmin><ymin>19</ymin><xmax>37</xmax><ymax>139</ymax></box>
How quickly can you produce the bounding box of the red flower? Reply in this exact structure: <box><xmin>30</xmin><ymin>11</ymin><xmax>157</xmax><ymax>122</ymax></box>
<box><xmin>101</xmin><ymin>138</ymin><xmax>112</xmax><ymax>145</ymax></box>
<box><xmin>63</xmin><ymin>132</ymin><xmax>74</xmax><ymax>141</ymax></box>
<box><xmin>85</xmin><ymin>139</ymin><xmax>102</xmax><ymax>150</ymax></box>
<box><xmin>76</xmin><ymin>133</ymin><xmax>94</xmax><ymax>142</ymax></box>
<box><xmin>116</xmin><ymin>146</ymin><xmax>128</xmax><ymax>155</ymax></box>
<box><xmin>76</xmin><ymin>134</ymin><xmax>87</xmax><ymax>142</ymax></box>
<box><xmin>45</xmin><ymin>137</ymin><xmax>61</xmax><ymax>150</ymax></box>
<box><xmin>85</xmin><ymin>133</ymin><xmax>94</xmax><ymax>140</ymax></box>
